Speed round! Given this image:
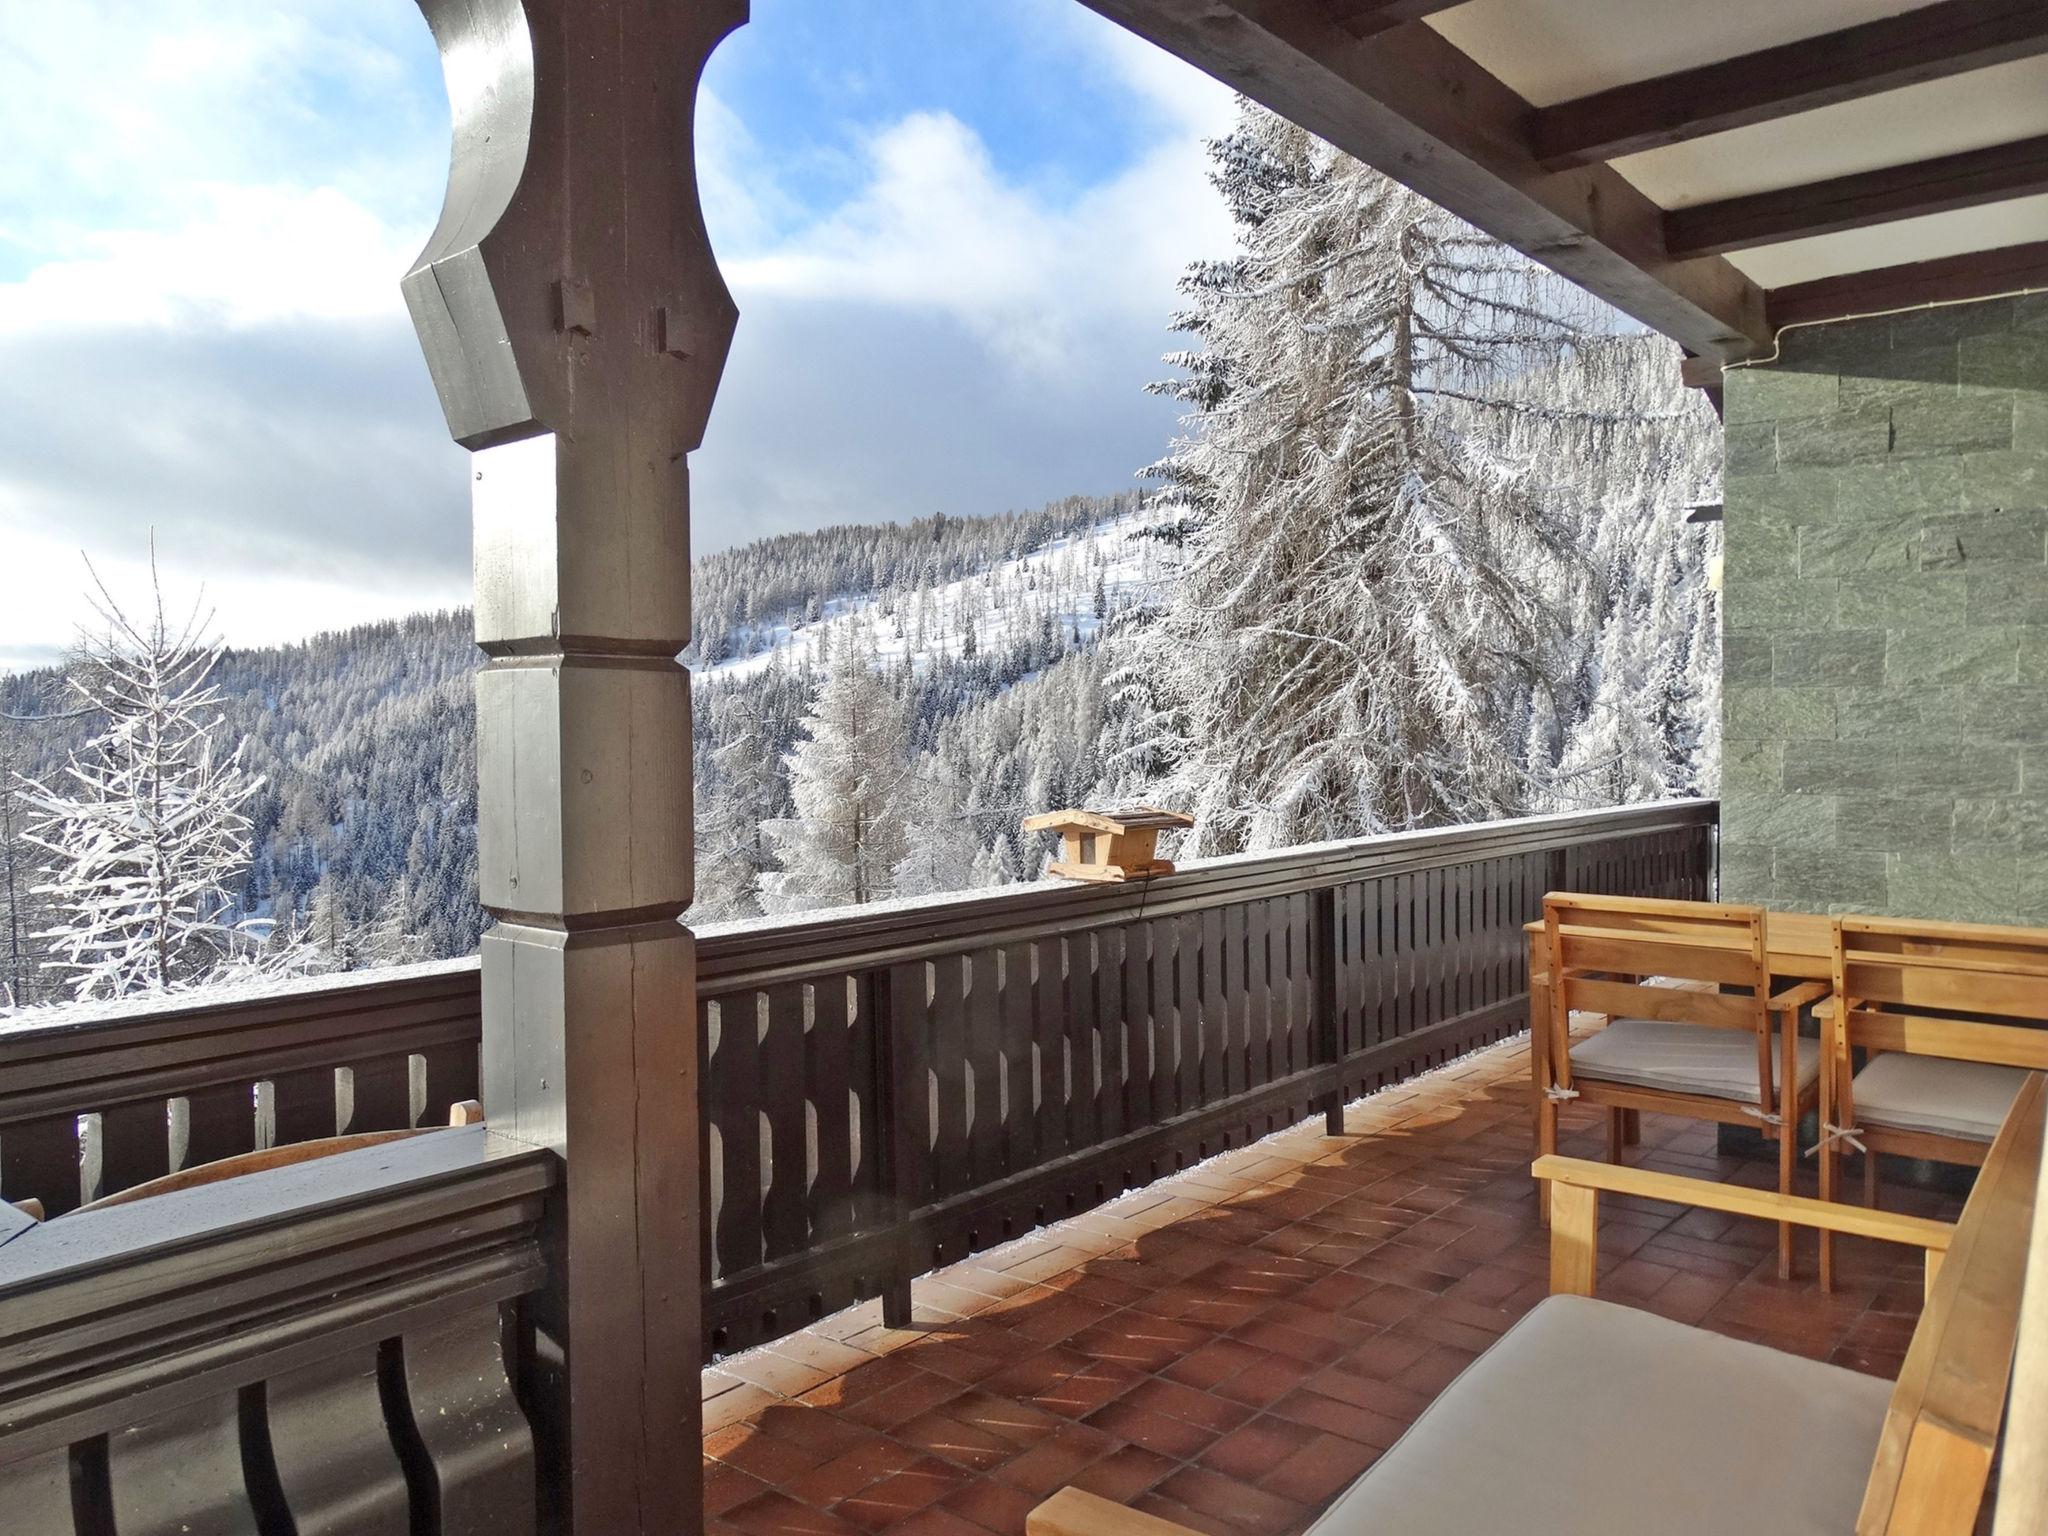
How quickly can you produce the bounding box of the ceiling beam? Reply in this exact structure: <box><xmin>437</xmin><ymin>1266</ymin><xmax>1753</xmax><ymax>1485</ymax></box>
<box><xmin>1076</xmin><ymin>0</ymin><xmax>1771</xmax><ymax>361</ymax></box>
<box><xmin>1323</xmin><ymin>0</ymin><xmax>1467</xmax><ymax>37</ymax></box>
<box><xmin>1665</xmin><ymin>133</ymin><xmax>2048</xmax><ymax>257</ymax></box>
<box><xmin>1766</xmin><ymin>238</ymin><xmax>2048</xmax><ymax>330</ymax></box>
<box><xmin>1533</xmin><ymin>0</ymin><xmax>2048</xmax><ymax>171</ymax></box>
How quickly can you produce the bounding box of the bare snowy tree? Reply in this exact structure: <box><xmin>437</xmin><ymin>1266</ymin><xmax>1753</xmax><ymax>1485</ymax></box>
<box><xmin>763</xmin><ymin>633</ymin><xmax>914</xmax><ymax>914</ymax></box>
<box><xmin>19</xmin><ymin>555</ymin><xmax>266</xmax><ymax>999</ymax></box>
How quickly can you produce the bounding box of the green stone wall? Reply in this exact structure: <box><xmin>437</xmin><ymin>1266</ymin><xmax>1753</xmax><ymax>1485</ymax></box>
<box><xmin>1720</xmin><ymin>294</ymin><xmax>2048</xmax><ymax>921</ymax></box>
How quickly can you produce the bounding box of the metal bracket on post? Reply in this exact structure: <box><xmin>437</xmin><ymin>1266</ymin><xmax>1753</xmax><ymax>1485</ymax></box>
<box><xmin>1313</xmin><ymin>887</ymin><xmax>1343</xmax><ymax>1134</ymax></box>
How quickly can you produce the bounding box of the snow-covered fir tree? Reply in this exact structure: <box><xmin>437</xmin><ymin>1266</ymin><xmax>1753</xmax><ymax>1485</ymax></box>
<box><xmin>1506</xmin><ymin>336</ymin><xmax>1722</xmax><ymax>806</ymax></box>
<box><xmin>0</xmin><ymin>735</ymin><xmax>52</xmax><ymax>1009</ymax></box>
<box><xmin>692</xmin><ymin>685</ymin><xmax>797</xmax><ymax>920</ymax></box>
<box><xmin>1131</xmin><ymin>101</ymin><xmax>1716</xmax><ymax>853</ymax></box>
<box><xmin>763</xmin><ymin>633</ymin><xmax>914</xmax><ymax>913</ymax></box>
<box><xmin>20</xmin><ymin>561</ymin><xmax>267</xmax><ymax>1000</ymax></box>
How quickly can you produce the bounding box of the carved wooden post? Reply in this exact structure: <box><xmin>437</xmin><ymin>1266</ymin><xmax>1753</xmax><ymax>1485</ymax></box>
<box><xmin>403</xmin><ymin>2</ymin><xmax>744</xmax><ymax>1530</ymax></box>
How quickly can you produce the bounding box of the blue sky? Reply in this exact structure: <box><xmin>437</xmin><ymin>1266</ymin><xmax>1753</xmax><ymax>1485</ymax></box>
<box><xmin>0</xmin><ymin>0</ymin><xmax>1235</xmax><ymax>669</ymax></box>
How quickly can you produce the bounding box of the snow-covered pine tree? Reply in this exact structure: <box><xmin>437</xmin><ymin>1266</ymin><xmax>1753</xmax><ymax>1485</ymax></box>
<box><xmin>301</xmin><ymin>873</ymin><xmax>361</xmax><ymax>971</ymax></box>
<box><xmin>1498</xmin><ymin>335</ymin><xmax>1721</xmax><ymax>808</ymax></box>
<box><xmin>693</xmin><ymin>693</ymin><xmax>789</xmax><ymax>920</ymax></box>
<box><xmin>21</xmin><ymin>559</ymin><xmax>266</xmax><ymax>999</ymax></box>
<box><xmin>763</xmin><ymin>633</ymin><xmax>913</xmax><ymax>914</ymax></box>
<box><xmin>892</xmin><ymin>761</ymin><xmax>987</xmax><ymax>900</ymax></box>
<box><xmin>0</xmin><ymin>737</ymin><xmax>52</xmax><ymax>1010</ymax></box>
<box><xmin>359</xmin><ymin>878</ymin><xmax>425</xmax><ymax>966</ymax></box>
<box><xmin>1136</xmin><ymin>101</ymin><xmax>1703</xmax><ymax>852</ymax></box>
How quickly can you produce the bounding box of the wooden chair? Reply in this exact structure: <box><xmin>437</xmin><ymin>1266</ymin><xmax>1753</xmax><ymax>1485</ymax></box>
<box><xmin>1536</xmin><ymin>893</ymin><xmax>1828</xmax><ymax>1277</ymax></box>
<box><xmin>1031</xmin><ymin>1075</ymin><xmax>2046</xmax><ymax>1536</ymax></box>
<box><xmin>66</xmin><ymin>1099</ymin><xmax>486</xmax><ymax>1213</ymax></box>
<box><xmin>1817</xmin><ymin>915</ymin><xmax>2048</xmax><ymax>1290</ymax></box>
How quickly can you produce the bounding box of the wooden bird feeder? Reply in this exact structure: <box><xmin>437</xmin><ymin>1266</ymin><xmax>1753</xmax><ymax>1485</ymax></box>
<box><xmin>1022</xmin><ymin>805</ymin><xmax>1195</xmax><ymax>883</ymax></box>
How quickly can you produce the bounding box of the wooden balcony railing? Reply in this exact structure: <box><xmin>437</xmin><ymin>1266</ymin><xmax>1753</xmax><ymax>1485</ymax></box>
<box><xmin>0</xmin><ymin>1126</ymin><xmax>554</xmax><ymax>1534</ymax></box>
<box><xmin>0</xmin><ymin>800</ymin><xmax>1716</xmax><ymax>1363</ymax></box>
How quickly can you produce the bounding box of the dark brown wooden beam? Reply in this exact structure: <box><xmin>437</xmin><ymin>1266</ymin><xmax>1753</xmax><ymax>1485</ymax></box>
<box><xmin>1323</xmin><ymin>0</ymin><xmax>1466</xmax><ymax>37</ymax></box>
<box><xmin>1766</xmin><ymin>238</ymin><xmax>2048</xmax><ymax>330</ymax></box>
<box><xmin>1666</xmin><ymin>133</ymin><xmax>2048</xmax><ymax>257</ymax></box>
<box><xmin>1533</xmin><ymin>0</ymin><xmax>2048</xmax><ymax>171</ymax></box>
<box><xmin>1077</xmin><ymin>0</ymin><xmax>1771</xmax><ymax>360</ymax></box>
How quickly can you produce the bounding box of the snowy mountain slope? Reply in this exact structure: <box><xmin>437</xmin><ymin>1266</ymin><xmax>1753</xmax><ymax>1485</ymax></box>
<box><xmin>697</xmin><ymin>500</ymin><xmax>1180</xmax><ymax>683</ymax></box>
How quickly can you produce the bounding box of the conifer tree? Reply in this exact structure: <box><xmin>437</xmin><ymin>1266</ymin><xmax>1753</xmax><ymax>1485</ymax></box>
<box><xmin>1135</xmin><ymin>100</ymin><xmax>1711</xmax><ymax>851</ymax></box>
<box><xmin>764</xmin><ymin>635</ymin><xmax>912</xmax><ymax>913</ymax></box>
<box><xmin>21</xmin><ymin>558</ymin><xmax>265</xmax><ymax>999</ymax></box>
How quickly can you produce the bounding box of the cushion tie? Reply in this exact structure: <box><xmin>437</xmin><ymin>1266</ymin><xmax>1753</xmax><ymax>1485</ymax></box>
<box><xmin>1543</xmin><ymin>1085</ymin><xmax>1580</xmax><ymax>1102</ymax></box>
<box><xmin>1739</xmin><ymin>1104</ymin><xmax>1783</xmax><ymax>1127</ymax></box>
<box><xmin>1805</xmin><ymin>1121</ymin><xmax>1866</xmax><ymax>1157</ymax></box>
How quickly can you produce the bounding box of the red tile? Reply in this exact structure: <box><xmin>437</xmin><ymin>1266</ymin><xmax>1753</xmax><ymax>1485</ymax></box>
<box><xmin>940</xmin><ymin>1475</ymin><xmax>1041</xmax><ymax>1535</ymax></box>
<box><xmin>833</xmin><ymin>1460</ymin><xmax>970</xmax><ymax>1532</ymax></box>
<box><xmin>1068</xmin><ymin>1444</ymin><xmax>1177</xmax><ymax>1503</ymax></box>
<box><xmin>1258</xmin><ymin>1431</ymin><xmax>1382</xmax><ymax>1505</ymax></box>
<box><xmin>1082</xmin><ymin>1397</ymin><xmax>1223</xmax><ymax>1460</ymax></box>
<box><xmin>1198</xmin><ymin>1415</ymin><xmax>1321</xmax><ymax>1482</ymax></box>
<box><xmin>725</xmin><ymin>1490</ymin><xmax>868</xmax><ymax>1536</ymax></box>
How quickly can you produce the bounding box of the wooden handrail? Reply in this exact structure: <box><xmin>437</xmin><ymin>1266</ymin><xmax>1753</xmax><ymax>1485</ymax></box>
<box><xmin>1531</xmin><ymin>1155</ymin><xmax>1956</xmax><ymax>1252</ymax></box>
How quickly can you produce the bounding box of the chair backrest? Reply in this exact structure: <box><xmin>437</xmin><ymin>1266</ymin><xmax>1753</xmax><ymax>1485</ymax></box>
<box><xmin>1543</xmin><ymin>893</ymin><xmax>1774</xmax><ymax>1094</ymax></box>
<box><xmin>1861</xmin><ymin>1072</ymin><xmax>2044</xmax><ymax>1534</ymax></box>
<box><xmin>1828</xmin><ymin>917</ymin><xmax>2048</xmax><ymax>1131</ymax></box>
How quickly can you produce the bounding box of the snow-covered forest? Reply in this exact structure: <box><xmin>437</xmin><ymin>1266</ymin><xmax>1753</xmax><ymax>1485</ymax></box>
<box><xmin>0</xmin><ymin>102</ymin><xmax>1722</xmax><ymax>1015</ymax></box>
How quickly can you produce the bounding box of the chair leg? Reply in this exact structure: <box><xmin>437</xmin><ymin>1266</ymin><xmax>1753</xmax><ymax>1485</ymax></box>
<box><xmin>1818</xmin><ymin>1138</ymin><xmax>1837</xmax><ymax>1294</ymax></box>
<box><xmin>1864</xmin><ymin>1148</ymin><xmax>1880</xmax><ymax>1209</ymax></box>
<box><xmin>1607</xmin><ymin>1107</ymin><xmax>1627</xmax><ymax>1164</ymax></box>
<box><xmin>1622</xmin><ymin>1109</ymin><xmax>1641</xmax><ymax>1147</ymax></box>
<box><xmin>1777</xmin><ymin>1116</ymin><xmax>1797</xmax><ymax>1282</ymax></box>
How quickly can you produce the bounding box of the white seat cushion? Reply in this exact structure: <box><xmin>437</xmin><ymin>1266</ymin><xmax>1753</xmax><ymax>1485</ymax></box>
<box><xmin>1570</xmin><ymin>1017</ymin><xmax>1820</xmax><ymax>1104</ymax></box>
<box><xmin>1307</xmin><ymin>1295</ymin><xmax>1889</xmax><ymax>1536</ymax></box>
<box><xmin>1853</xmin><ymin>1053</ymin><xmax>2028</xmax><ymax>1142</ymax></box>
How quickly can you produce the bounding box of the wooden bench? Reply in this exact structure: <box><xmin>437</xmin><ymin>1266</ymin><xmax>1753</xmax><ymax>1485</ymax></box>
<box><xmin>1818</xmin><ymin>915</ymin><xmax>2048</xmax><ymax>1289</ymax></box>
<box><xmin>1030</xmin><ymin>1074</ymin><xmax>2046</xmax><ymax>1536</ymax></box>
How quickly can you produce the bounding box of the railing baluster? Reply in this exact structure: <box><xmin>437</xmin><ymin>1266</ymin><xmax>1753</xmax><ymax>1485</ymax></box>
<box><xmin>1313</xmin><ymin>886</ymin><xmax>1342</xmax><ymax>1133</ymax></box>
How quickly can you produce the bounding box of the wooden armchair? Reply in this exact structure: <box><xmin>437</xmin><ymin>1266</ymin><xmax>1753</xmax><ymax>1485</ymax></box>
<box><xmin>1535</xmin><ymin>893</ymin><xmax>1828</xmax><ymax>1277</ymax></box>
<box><xmin>1031</xmin><ymin>1075</ymin><xmax>2046</xmax><ymax>1536</ymax></box>
<box><xmin>1817</xmin><ymin>915</ymin><xmax>2048</xmax><ymax>1289</ymax></box>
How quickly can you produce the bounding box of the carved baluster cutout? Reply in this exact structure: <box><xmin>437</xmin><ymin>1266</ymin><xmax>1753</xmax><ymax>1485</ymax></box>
<box><xmin>0</xmin><ymin>1446</ymin><xmax>82</xmax><ymax>1534</ymax></box>
<box><xmin>389</xmin><ymin>1310</ymin><xmax>536</xmax><ymax>1536</ymax></box>
<box><xmin>105</xmin><ymin>1392</ymin><xmax>259</xmax><ymax>1534</ymax></box>
<box><xmin>264</xmin><ymin>1348</ymin><xmax>409</xmax><ymax>1535</ymax></box>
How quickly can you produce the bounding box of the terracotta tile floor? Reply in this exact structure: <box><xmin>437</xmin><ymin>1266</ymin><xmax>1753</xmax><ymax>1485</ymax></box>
<box><xmin>701</xmin><ymin>1025</ymin><xmax>1958</xmax><ymax>1536</ymax></box>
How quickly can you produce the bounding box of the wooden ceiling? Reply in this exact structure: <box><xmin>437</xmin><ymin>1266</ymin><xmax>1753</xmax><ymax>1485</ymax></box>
<box><xmin>1079</xmin><ymin>0</ymin><xmax>2048</xmax><ymax>364</ymax></box>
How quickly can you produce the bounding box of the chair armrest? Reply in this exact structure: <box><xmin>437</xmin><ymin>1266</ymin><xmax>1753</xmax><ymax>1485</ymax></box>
<box><xmin>1532</xmin><ymin>1155</ymin><xmax>1953</xmax><ymax>1251</ymax></box>
<box><xmin>1768</xmin><ymin>979</ymin><xmax>1831</xmax><ymax>1014</ymax></box>
<box><xmin>1028</xmin><ymin>1489</ymin><xmax>1201</xmax><ymax>1536</ymax></box>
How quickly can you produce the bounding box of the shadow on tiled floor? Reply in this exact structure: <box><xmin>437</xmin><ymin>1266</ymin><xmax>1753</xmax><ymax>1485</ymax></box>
<box><xmin>701</xmin><ymin>1027</ymin><xmax>1956</xmax><ymax>1536</ymax></box>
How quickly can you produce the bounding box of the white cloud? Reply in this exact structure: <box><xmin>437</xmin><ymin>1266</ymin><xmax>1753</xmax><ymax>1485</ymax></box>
<box><xmin>0</xmin><ymin>183</ymin><xmax>422</xmax><ymax>334</ymax></box>
<box><xmin>1</xmin><ymin>1</ymin><xmax>1242</xmax><ymax>666</ymax></box>
<box><xmin>719</xmin><ymin>104</ymin><xmax>1236</xmax><ymax>378</ymax></box>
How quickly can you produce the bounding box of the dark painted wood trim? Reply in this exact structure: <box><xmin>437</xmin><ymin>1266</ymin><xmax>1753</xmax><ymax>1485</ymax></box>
<box><xmin>0</xmin><ymin>1128</ymin><xmax>552</xmax><ymax>1463</ymax></box>
<box><xmin>1766</xmin><ymin>238</ymin><xmax>2048</xmax><ymax>330</ymax></box>
<box><xmin>698</xmin><ymin>801</ymin><xmax>1720</xmax><ymax>990</ymax></box>
<box><xmin>1666</xmin><ymin>133</ymin><xmax>2048</xmax><ymax>257</ymax></box>
<box><xmin>1533</xmin><ymin>0</ymin><xmax>2048</xmax><ymax>170</ymax></box>
<box><xmin>0</xmin><ymin>968</ymin><xmax>479</xmax><ymax>1125</ymax></box>
<box><xmin>1076</xmin><ymin>1</ymin><xmax>1770</xmax><ymax>359</ymax></box>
